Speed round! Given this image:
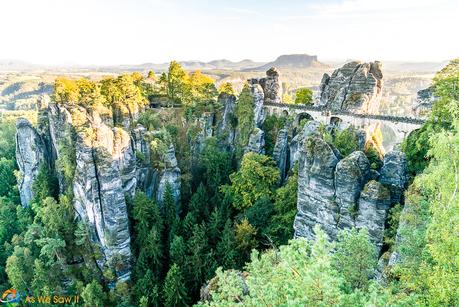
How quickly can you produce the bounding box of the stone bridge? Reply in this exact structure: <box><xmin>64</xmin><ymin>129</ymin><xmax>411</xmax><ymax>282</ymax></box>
<box><xmin>264</xmin><ymin>102</ymin><xmax>425</xmax><ymax>150</ymax></box>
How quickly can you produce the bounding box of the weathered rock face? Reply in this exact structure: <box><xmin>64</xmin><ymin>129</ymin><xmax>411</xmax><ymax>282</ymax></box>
<box><xmin>289</xmin><ymin>120</ymin><xmax>321</xmax><ymax>168</ymax></box>
<box><xmin>251</xmin><ymin>84</ymin><xmax>265</xmax><ymax>128</ymax></box>
<box><xmin>412</xmin><ymin>86</ymin><xmax>435</xmax><ymax>118</ymax></box>
<box><xmin>16</xmin><ymin>118</ymin><xmax>48</xmax><ymax>207</ymax></box>
<box><xmin>156</xmin><ymin>143</ymin><xmax>181</xmax><ymax>205</ymax></box>
<box><xmin>379</xmin><ymin>151</ymin><xmax>407</xmax><ymax>205</ymax></box>
<box><xmin>248</xmin><ymin>67</ymin><xmax>282</xmax><ymax>105</ymax></box>
<box><xmin>194</xmin><ymin>112</ymin><xmax>215</xmax><ymax>153</ymax></box>
<box><xmin>318</xmin><ymin>61</ymin><xmax>383</xmax><ymax>114</ymax></box>
<box><xmin>71</xmin><ymin>108</ymin><xmax>135</xmax><ymax>281</ymax></box>
<box><xmin>259</xmin><ymin>67</ymin><xmax>283</xmax><ymax>104</ymax></box>
<box><xmin>355</xmin><ymin>180</ymin><xmax>391</xmax><ymax>251</ymax></box>
<box><xmin>335</xmin><ymin>151</ymin><xmax>370</xmax><ymax>229</ymax></box>
<box><xmin>47</xmin><ymin>103</ymin><xmax>74</xmax><ymax>192</ymax></box>
<box><xmin>17</xmin><ymin>103</ymin><xmax>135</xmax><ymax>281</ymax></box>
<box><xmin>293</xmin><ymin>129</ymin><xmax>403</xmax><ymax>250</ymax></box>
<box><xmin>245</xmin><ymin>128</ymin><xmax>265</xmax><ymax>155</ymax></box>
<box><xmin>216</xmin><ymin>93</ymin><xmax>237</xmax><ymax>148</ymax></box>
<box><xmin>273</xmin><ymin>128</ymin><xmax>289</xmax><ymax>181</ymax></box>
<box><xmin>294</xmin><ymin>136</ymin><xmax>340</xmax><ymax>240</ymax></box>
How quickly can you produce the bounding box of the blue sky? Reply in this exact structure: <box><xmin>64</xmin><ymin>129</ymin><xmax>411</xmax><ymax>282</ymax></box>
<box><xmin>1</xmin><ymin>0</ymin><xmax>458</xmax><ymax>65</ymax></box>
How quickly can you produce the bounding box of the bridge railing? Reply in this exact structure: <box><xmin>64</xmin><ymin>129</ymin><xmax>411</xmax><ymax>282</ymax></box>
<box><xmin>264</xmin><ymin>102</ymin><xmax>426</xmax><ymax>125</ymax></box>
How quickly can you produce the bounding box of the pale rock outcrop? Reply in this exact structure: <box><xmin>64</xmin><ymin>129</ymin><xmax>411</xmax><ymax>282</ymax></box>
<box><xmin>245</xmin><ymin>128</ymin><xmax>265</xmax><ymax>155</ymax></box>
<box><xmin>355</xmin><ymin>180</ymin><xmax>391</xmax><ymax>251</ymax></box>
<box><xmin>293</xmin><ymin>128</ymin><xmax>402</xmax><ymax>250</ymax></box>
<box><xmin>132</xmin><ymin>124</ymin><xmax>158</xmax><ymax>198</ymax></box>
<box><xmin>259</xmin><ymin>67</ymin><xmax>283</xmax><ymax>104</ymax></box>
<box><xmin>318</xmin><ymin>61</ymin><xmax>383</xmax><ymax>114</ymax></box>
<box><xmin>273</xmin><ymin>128</ymin><xmax>289</xmax><ymax>181</ymax></box>
<box><xmin>251</xmin><ymin>84</ymin><xmax>265</xmax><ymax>128</ymax></box>
<box><xmin>289</xmin><ymin>120</ymin><xmax>321</xmax><ymax>168</ymax></box>
<box><xmin>379</xmin><ymin>151</ymin><xmax>407</xmax><ymax>205</ymax></box>
<box><xmin>71</xmin><ymin>108</ymin><xmax>135</xmax><ymax>280</ymax></box>
<box><xmin>16</xmin><ymin>118</ymin><xmax>48</xmax><ymax>207</ymax></box>
<box><xmin>294</xmin><ymin>136</ymin><xmax>340</xmax><ymax>240</ymax></box>
<box><xmin>412</xmin><ymin>86</ymin><xmax>436</xmax><ymax>118</ymax></box>
<box><xmin>216</xmin><ymin>93</ymin><xmax>237</xmax><ymax>148</ymax></box>
<box><xmin>156</xmin><ymin>143</ymin><xmax>181</xmax><ymax>205</ymax></box>
<box><xmin>47</xmin><ymin>103</ymin><xmax>74</xmax><ymax>192</ymax></box>
<box><xmin>194</xmin><ymin>112</ymin><xmax>215</xmax><ymax>153</ymax></box>
<box><xmin>248</xmin><ymin>67</ymin><xmax>283</xmax><ymax>105</ymax></box>
<box><xmin>335</xmin><ymin>151</ymin><xmax>370</xmax><ymax>229</ymax></box>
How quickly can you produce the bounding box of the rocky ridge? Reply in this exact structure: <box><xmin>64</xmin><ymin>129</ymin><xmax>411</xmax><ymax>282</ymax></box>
<box><xmin>318</xmin><ymin>61</ymin><xmax>383</xmax><ymax>114</ymax></box>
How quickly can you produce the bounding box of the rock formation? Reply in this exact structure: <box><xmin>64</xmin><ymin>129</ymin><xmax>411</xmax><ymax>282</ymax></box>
<box><xmin>355</xmin><ymin>180</ymin><xmax>391</xmax><ymax>251</ymax></box>
<box><xmin>293</xmin><ymin>129</ymin><xmax>403</xmax><ymax>251</ymax></box>
<box><xmin>216</xmin><ymin>92</ymin><xmax>237</xmax><ymax>148</ymax></box>
<box><xmin>259</xmin><ymin>67</ymin><xmax>283</xmax><ymax>104</ymax></box>
<box><xmin>318</xmin><ymin>61</ymin><xmax>383</xmax><ymax>114</ymax></box>
<box><xmin>334</xmin><ymin>151</ymin><xmax>370</xmax><ymax>229</ymax></box>
<box><xmin>156</xmin><ymin>143</ymin><xmax>181</xmax><ymax>205</ymax></box>
<box><xmin>294</xmin><ymin>136</ymin><xmax>340</xmax><ymax>240</ymax></box>
<box><xmin>251</xmin><ymin>84</ymin><xmax>265</xmax><ymax>128</ymax></box>
<box><xmin>379</xmin><ymin>151</ymin><xmax>407</xmax><ymax>205</ymax></box>
<box><xmin>273</xmin><ymin>128</ymin><xmax>289</xmax><ymax>181</ymax></box>
<box><xmin>412</xmin><ymin>86</ymin><xmax>436</xmax><ymax>118</ymax></box>
<box><xmin>245</xmin><ymin>128</ymin><xmax>265</xmax><ymax>155</ymax></box>
<box><xmin>68</xmin><ymin>107</ymin><xmax>135</xmax><ymax>281</ymax></box>
<box><xmin>249</xmin><ymin>67</ymin><xmax>282</xmax><ymax>105</ymax></box>
<box><xmin>16</xmin><ymin>118</ymin><xmax>48</xmax><ymax>207</ymax></box>
<box><xmin>16</xmin><ymin>103</ymin><xmax>137</xmax><ymax>281</ymax></box>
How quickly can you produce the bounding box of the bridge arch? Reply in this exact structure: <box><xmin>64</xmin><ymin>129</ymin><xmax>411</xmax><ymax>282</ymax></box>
<box><xmin>330</xmin><ymin>116</ymin><xmax>343</xmax><ymax>127</ymax></box>
<box><xmin>294</xmin><ymin>112</ymin><xmax>315</xmax><ymax>127</ymax></box>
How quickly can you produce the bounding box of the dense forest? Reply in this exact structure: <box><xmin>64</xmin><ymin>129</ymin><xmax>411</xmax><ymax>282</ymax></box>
<box><xmin>0</xmin><ymin>58</ymin><xmax>458</xmax><ymax>307</ymax></box>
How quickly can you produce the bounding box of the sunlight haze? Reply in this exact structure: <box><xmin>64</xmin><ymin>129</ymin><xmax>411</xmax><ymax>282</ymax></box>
<box><xmin>1</xmin><ymin>0</ymin><xmax>458</xmax><ymax>65</ymax></box>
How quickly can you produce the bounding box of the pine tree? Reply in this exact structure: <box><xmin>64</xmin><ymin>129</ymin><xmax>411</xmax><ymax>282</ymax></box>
<box><xmin>81</xmin><ymin>280</ymin><xmax>106</xmax><ymax>307</ymax></box>
<box><xmin>170</xmin><ymin>235</ymin><xmax>186</xmax><ymax>268</ymax></box>
<box><xmin>186</xmin><ymin>223</ymin><xmax>209</xmax><ymax>296</ymax></box>
<box><xmin>216</xmin><ymin>219</ymin><xmax>238</xmax><ymax>269</ymax></box>
<box><xmin>188</xmin><ymin>183</ymin><xmax>209</xmax><ymax>221</ymax></box>
<box><xmin>163</xmin><ymin>264</ymin><xmax>188</xmax><ymax>307</ymax></box>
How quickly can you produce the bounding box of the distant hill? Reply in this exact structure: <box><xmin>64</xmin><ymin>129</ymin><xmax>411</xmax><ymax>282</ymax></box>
<box><xmin>247</xmin><ymin>54</ymin><xmax>327</xmax><ymax>71</ymax></box>
<box><xmin>0</xmin><ymin>59</ymin><xmax>38</xmax><ymax>71</ymax></box>
<box><xmin>116</xmin><ymin>59</ymin><xmax>266</xmax><ymax>72</ymax></box>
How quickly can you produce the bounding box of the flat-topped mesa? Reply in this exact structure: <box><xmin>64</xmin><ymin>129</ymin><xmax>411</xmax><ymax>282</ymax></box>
<box><xmin>248</xmin><ymin>67</ymin><xmax>283</xmax><ymax>104</ymax></box>
<box><xmin>318</xmin><ymin>61</ymin><xmax>383</xmax><ymax>114</ymax></box>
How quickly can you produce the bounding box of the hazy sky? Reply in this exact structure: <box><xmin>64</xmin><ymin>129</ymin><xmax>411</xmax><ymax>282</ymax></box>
<box><xmin>1</xmin><ymin>0</ymin><xmax>458</xmax><ymax>65</ymax></box>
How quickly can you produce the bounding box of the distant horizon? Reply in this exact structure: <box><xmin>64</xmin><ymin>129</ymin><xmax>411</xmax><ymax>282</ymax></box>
<box><xmin>0</xmin><ymin>54</ymin><xmax>451</xmax><ymax>68</ymax></box>
<box><xmin>1</xmin><ymin>0</ymin><xmax>458</xmax><ymax>66</ymax></box>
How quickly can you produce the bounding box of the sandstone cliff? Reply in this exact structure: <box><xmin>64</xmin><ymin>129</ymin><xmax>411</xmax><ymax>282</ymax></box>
<box><xmin>318</xmin><ymin>61</ymin><xmax>383</xmax><ymax>114</ymax></box>
<box><xmin>293</xmin><ymin>125</ymin><xmax>407</xmax><ymax>252</ymax></box>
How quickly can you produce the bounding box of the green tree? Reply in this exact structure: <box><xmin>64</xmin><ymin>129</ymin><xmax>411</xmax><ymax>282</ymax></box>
<box><xmin>216</xmin><ymin>219</ymin><xmax>238</xmax><ymax>269</ymax></box>
<box><xmin>294</xmin><ymin>88</ymin><xmax>313</xmax><ymax>105</ymax></box>
<box><xmin>163</xmin><ymin>264</ymin><xmax>189</xmax><ymax>307</ymax></box>
<box><xmin>5</xmin><ymin>246</ymin><xmax>34</xmax><ymax>291</ymax></box>
<box><xmin>167</xmin><ymin>61</ymin><xmax>188</xmax><ymax>104</ymax></box>
<box><xmin>81</xmin><ymin>280</ymin><xmax>106</xmax><ymax>307</ymax></box>
<box><xmin>332</xmin><ymin>228</ymin><xmax>377</xmax><ymax>291</ymax></box>
<box><xmin>170</xmin><ymin>235</ymin><xmax>187</xmax><ymax>268</ymax></box>
<box><xmin>0</xmin><ymin>158</ymin><xmax>17</xmax><ymax>197</ymax></box>
<box><xmin>268</xmin><ymin>171</ymin><xmax>298</xmax><ymax>245</ymax></box>
<box><xmin>225</xmin><ymin>152</ymin><xmax>280</xmax><ymax>210</ymax></box>
<box><xmin>218</xmin><ymin>82</ymin><xmax>234</xmax><ymax>95</ymax></box>
<box><xmin>235</xmin><ymin>84</ymin><xmax>255</xmax><ymax>150</ymax></box>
